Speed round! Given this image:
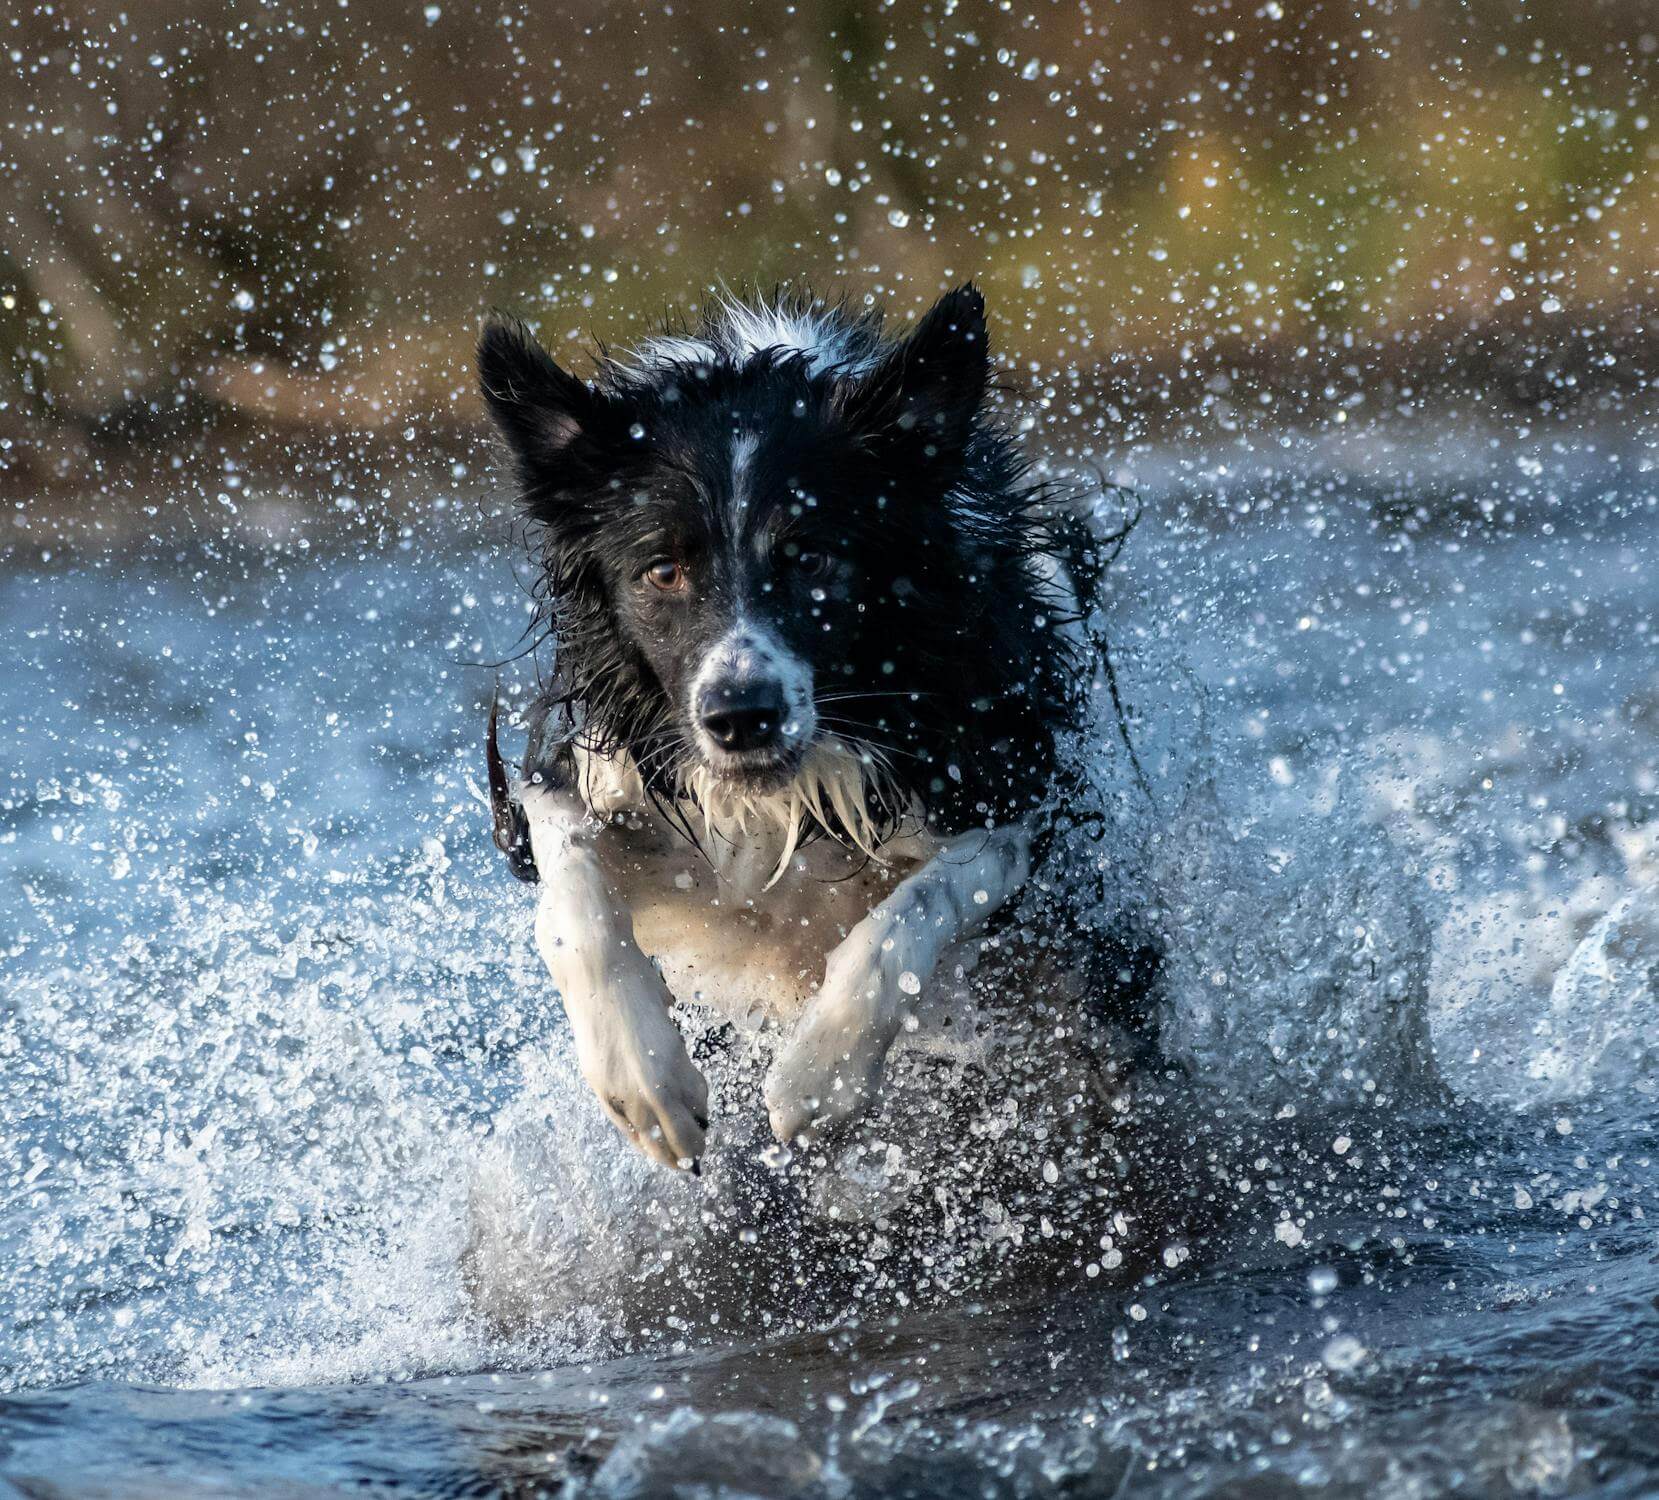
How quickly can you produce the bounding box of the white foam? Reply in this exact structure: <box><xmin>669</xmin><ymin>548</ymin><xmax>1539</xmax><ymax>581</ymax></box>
<box><xmin>1426</xmin><ymin>813</ymin><xmax>1659</xmax><ymax>1109</ymax></box>
<box><xmin>1149</xmin><ymin>775</ymin><xmax>1438</xmax><ymax>1112</ymax></box>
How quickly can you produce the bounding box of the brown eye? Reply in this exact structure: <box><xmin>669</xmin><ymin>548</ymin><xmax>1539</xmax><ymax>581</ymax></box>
<box><xmin>793</xmin><ymin>550</ymin><xmax>832</xmax><ymax>579</ymax></box>
<box><xmin>645</xmin><ymin>560</ymin><xmax>686</xmax><ymax>592</ymax></box>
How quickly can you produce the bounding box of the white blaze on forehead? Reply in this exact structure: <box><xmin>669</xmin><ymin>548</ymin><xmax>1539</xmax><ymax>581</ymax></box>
<box><xmin>730</xmin><ymin>431</ymin><xmax>759</xmax><ymax>506</ymax></box>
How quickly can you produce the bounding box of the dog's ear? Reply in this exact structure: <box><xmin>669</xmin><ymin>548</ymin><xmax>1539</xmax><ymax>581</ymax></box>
<box><xmin>478</xmin><ymin>314</ymin><xmax>616</xmax><ymax>480</ymax></box>
<box><xmin>844</xmin><ymin>283</ymin><xmax>989</xmax><ymax>461</ymax></box>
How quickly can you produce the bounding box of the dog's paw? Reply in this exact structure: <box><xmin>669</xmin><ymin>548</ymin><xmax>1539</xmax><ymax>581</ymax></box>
<box><xmin>765</xmin><ymin>967</ymin><xmax>901</xmax><ymax>1144</ymax></box>
<box><xmin>569</xmin><ymin>967</ymin><xmax>710</xmax><ymax>1171</ymax></box>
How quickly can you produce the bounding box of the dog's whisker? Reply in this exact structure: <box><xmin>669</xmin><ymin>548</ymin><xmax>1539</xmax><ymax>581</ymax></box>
<box><xmin>814</xmin><ymin>720</ymin><xmax>926</xmax><ymax>760</ymax></box>
<box><xmin>813</xmin><ymin>690</ymin><xmax>941</xmax><ymax>705</ymax></box>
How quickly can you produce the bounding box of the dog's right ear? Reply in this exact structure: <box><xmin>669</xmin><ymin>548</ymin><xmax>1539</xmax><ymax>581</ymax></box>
<box><xmin>478</xmin><ymin>314</ymin><xmax>606</xmax><ymax>480</ymax></box>
<box><xmin>840</xmin><ymin>283</ymin><xmax>989</xmax><ymax>467</ymax></box>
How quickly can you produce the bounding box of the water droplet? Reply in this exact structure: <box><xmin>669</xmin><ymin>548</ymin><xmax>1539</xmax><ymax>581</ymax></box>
<box><xmin>1322</xmin><ymin>1335</ymin><xmax>1367</xmax><ymax>1372</ymax></box>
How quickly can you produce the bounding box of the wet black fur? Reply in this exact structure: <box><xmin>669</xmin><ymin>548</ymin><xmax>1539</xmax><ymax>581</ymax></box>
<box><xmin>480</xmin><ymin>286</ymin><xmax>1093</xmax><ymax>870</ymax></box>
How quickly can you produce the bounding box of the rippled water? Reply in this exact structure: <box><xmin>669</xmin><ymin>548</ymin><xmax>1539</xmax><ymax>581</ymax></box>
<box><xmin>3</xmin><ymin>438</ymin><xmax>1658</xmax><ymax>1497</ymax></box>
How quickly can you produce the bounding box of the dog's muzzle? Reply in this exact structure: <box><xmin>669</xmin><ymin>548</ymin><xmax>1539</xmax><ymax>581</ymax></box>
<box><xmin>689</xmin><ymin>623</ymin><xmax>815</xmax><ymax>782</ymax></box>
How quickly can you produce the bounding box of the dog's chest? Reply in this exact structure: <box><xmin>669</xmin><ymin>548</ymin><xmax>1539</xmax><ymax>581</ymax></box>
<box><xmin>592</xmin><ymin>812</ymin><xmax>931</xmax><ymax>1024</ymax></box>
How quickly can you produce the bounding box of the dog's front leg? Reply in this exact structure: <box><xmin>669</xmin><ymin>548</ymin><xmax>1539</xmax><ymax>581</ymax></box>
<box><xmin>766</xmin><ymin>824</ymin><xmax>1032</xmax><ymax>1143</ymax></box>
<box><xmin>522</xmin><ymin>783</ymin><xmax>709</xmax><ymax>1170</ymax></box>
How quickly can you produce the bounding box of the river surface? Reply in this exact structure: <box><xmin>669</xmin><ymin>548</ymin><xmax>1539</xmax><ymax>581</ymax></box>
<box><xmin>3</xmin><ymin>431</ymin><xmax>1658</xmax><ymax>1497</ymax></box>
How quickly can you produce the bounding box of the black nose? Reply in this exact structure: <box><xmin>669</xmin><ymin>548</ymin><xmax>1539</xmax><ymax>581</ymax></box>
<box><xmin>699</xmin><ymin>682</ymin><xmax>787</xmax><ymax>753</ymax></box>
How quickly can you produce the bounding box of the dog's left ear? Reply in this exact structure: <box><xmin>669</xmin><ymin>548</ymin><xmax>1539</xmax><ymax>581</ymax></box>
<box><xmin>845</xmin><ymin>283</ymin><xmax>989</xmax><ymax>461</ymax></box>
<box><xmin>478</xmin><ymin>313</ymin><xmax>622</xmax><ymax>487</ymax></box>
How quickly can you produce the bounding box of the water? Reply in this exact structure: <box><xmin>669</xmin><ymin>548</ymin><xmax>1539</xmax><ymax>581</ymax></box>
<box><xmin>3</xmin><ymin>433</ymin><xmax>1658</xmax><ymax>1497</ymax></box>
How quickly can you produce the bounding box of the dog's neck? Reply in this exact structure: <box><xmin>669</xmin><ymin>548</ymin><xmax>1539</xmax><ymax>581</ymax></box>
<box><xmin>568</xmin><ymin>738</ymin><xmax>919</xmax><ymax>892</ymax></box>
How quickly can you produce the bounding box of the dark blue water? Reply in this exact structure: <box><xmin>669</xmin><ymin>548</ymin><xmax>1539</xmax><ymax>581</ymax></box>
<box><xmin>3</xmin><ymin>446</ymin><xmax>1658</xmax><ymax>1496</ymax></box>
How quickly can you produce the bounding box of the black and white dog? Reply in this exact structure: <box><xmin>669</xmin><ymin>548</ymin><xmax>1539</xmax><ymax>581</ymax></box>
<box><xmin>479</xmin><ymin>286</ymin><xmax>1133</xmax><ymax>1174</ymax></box>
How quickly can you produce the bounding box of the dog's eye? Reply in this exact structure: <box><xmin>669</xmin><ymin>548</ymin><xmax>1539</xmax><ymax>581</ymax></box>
<box><xmin>792</xmin><ymin>550</ymin><xmax>832</xmax><ymax>579</ymax></box>
<box><xmin>644</xmin><ymin>560</ymin><xmax>686</xmax><ymax>592</ymax></box>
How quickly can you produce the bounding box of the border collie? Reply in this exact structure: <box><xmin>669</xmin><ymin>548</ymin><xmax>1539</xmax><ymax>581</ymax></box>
<box><xmin>479</xmin><ymin>285</ymin><xmax>1133</xmax><ymax>1173</ymax></box>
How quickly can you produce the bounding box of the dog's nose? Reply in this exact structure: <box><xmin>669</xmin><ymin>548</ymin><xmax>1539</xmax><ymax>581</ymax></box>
<box><xmin>699</xmin><ymin>681</ymin><xmax>787</xmax><ymax>753</ymax></box>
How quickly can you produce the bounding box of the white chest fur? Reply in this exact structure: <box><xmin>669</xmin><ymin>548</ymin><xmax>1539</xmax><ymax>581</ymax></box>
<box><xmin>594</xmin><ymin>808</ymin><xmax>939</xmax><ymax>1025</ymax></box>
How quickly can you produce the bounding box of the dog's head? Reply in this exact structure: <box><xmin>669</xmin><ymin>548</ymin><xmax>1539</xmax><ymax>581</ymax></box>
<box><xmin>481</xmin><ymin>286</ymin><xmax>1071</xmax><ymax>828</ymax></box>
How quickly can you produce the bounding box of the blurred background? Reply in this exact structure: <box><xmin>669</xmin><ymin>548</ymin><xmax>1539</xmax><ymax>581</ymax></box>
<box><xmin>1</xmin><ymin>0</ymin><xmax>1655</xmax><ymax>519</ymax></box>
